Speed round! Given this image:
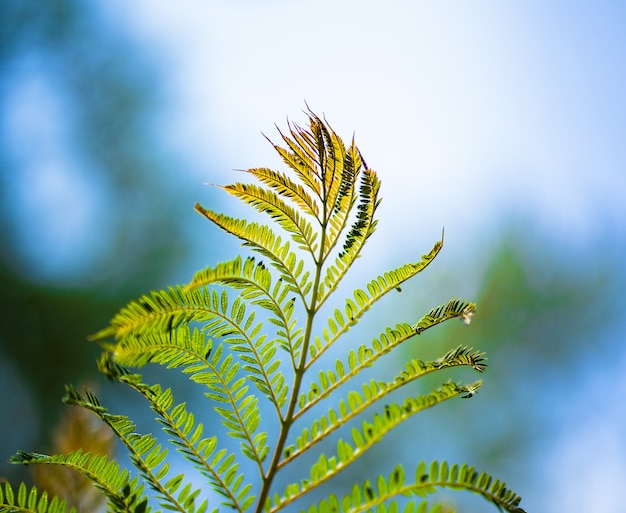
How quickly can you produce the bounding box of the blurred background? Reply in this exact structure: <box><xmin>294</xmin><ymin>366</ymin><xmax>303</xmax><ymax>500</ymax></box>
<box><xmin>1</xmin><ymin>1</ymin><xmax>624</xmax><ymax>511</ymax></box>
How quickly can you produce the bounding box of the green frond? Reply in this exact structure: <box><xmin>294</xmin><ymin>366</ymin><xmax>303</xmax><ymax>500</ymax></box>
<box><xmin>333</xmin><ymin>167</ymin><xmax>381</xmax><ymax>260</ymax></box>
<box><xmin>223</xmin><ymin>182</ymin><xmax>319</xmax><ymax>254</ymax></box>
<box><xmin>0</xmin><ymin>481</ymin><xmax>76</xmax><ymax>513</ymax></box>
<box><xmin>186</xmin><ymin>256</ymin><xmax>273</xmax><ymax>297</ymax></box>
<box><xmin>190</xmin><ymin>257</ymin><xmax>296</xmax><ymax>405</ymax></box>
<box><xmin>296</xmin><ymin>462</ymin><xmax>525</xmax><ymax>513</ymax></box>
<box><xmin>434</xmin><ymin>345</ymin><xmax>487</xmax><ymax>373</ymax></box>
<box><xmin>317</xmin><ymin>144</ymin><xmax>360</xmax><ymax>261</ymax></box>
<box><xmin>245</xmin><ymin>167</ymin><xmax>320</xmax><ymax>219</ymax></box>
<box><xmin>98</xmin><ymin>354</ymin><xmax>254</xmax><ymax>512</ymax></box>
<box><xmin>317</xmin><ymin>233</ymin><xmax>442</xmax><ymax>311</ymax></box>
<box><xmin>308</xmin><ymin>112</ymin><xmax>348</xmax><ymax>217</ymax></box>
<box><xmin>333</xmin><ymin>137</ymin><xmax>363</xmax><ymax>218</ymax></box>
<box><xmin>303</xmin><ymin>462</ymin><xmax>523</xmax><ymax>513</ymax></box>
<box><xmin>301</xmin><ymin>492</ymin><xmax>443</xmax><ymax>513</ymax></box>
<box><xmin>9</xmin><ymin>450</ymin><xmax>146</xmax><ymax>513</ymax></box>
<box><xmin>61</xmin><ymin>385</ymin><xmax>208</xmax><ymax>513</ymax></box>
<box><xmin>111</xmin><ymin>324</ymin><xmax>210</xmax><ymax>370</ymax></box>
<box><xmin>187</xmin><ymin>256</ymin><xmax>297</xmax><ymax>349</ymax></box>
<box><xmin>300</xmin><ymin>319</ymin><xmax>486</xmax><ymax>418</ymax></box>
<box><xmin>309</xmin><ymin>244</ymin><xmax>445</xmax><ymax>368</ymax></box>
<box><xmin>272</xmin><ymin>122</ymin><xmax>322</xmax><ymax>196</ymax></box>
<box><xmin>106</xmin><ymin>327</ymin><xmax>269</xmax><ymax>471</ymax></box>
<box><xmin>188</xmin><ymin>255</ymin><xmax>301</xmax><ymax>359</ymax></box>
<box><xmin>193</xmin><ymin>206</ymin><xmax>311</xmax><ymax>299</ymax></box>
<box><xmin>319</xmin><ymin>163</ymin><xmax>376</xmax><ymax>291</ymax></box>
<box><xmin>412</xmin><ymin>460</ymin><xmax>526</xmax><ymax>513</ymax></box>
<box><xmin>89</xmin><ymin>284</ymin><xmax>219</xmax><ymax>342</ymax></box>
<box><xmin>105</xmin><ymin>284</ymin><xmax>288</xmax><ymax>415</ymax></box>
<box><xmin>283</xmin><ymin>378</ymin><xmax>480</xmax><ymax>473</ymax></box>
<box><xmin>293</xmin><ymin>322</ymin><xmax>415</xmax><ymax>421</ymax></box>
<box><xmin>298</xmin><ymin>466</ymin><xmax>443</xmax><ymax>513</ymax></box>
<box><xmin>318</xmin><ymin>157</ymin><xmax>381</xmax><ymax>296</ymax></box>
<box><xmin>8</xmin><ymin>110</ymin><xmax>525</xmax><ymax>513</ymax></box>
<box><xmin>294</xmin><ymin>344</ymin><xmax>485</xmax><ymax>431</ymax></box>
<box><xmin>414</xmin><ymin>298</ymin><xmax>476</xmax><ymax>335</ymax></box>
<box><xmin>92</xmin><ymin>271</ymin><xmax>289</xmax><ymax>414</ymax></box>
<box><xmin>273</xmin><ymin>381</ymin><xmax>479</xmax><ymax>510</ymax></box>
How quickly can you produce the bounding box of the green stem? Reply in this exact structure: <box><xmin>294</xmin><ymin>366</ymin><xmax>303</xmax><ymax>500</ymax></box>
<box><xmin>254</xmin><ymin>178</ymin><xmax>329</xmax><ymax>513</ymax></box>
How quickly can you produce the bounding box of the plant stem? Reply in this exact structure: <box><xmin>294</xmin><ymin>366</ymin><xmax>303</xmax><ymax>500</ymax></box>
<box><xmin>254</xmin><ymin>186</ymin><xmax>328</xmax><ymax>513</ymax></box>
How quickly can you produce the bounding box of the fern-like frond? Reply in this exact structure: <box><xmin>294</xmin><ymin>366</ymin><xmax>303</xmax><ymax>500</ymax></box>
<box><xmin>291</xmin><ymin>322</ymin><xmax>414</xmax><ymax>422</ymax></box>
<box><xmin>309</xmin><ymin>112</ymin><xmax>350</xmax><ymax>223</ymax></box>
<box><xmin>74</xmin><ymin>110</ymin><xmax>524</xmax><ymax>513</ymax></box>
<box><xmin>333</xmin><ymin>166</ymin><xmax>380</xmax><ymax>260</ymax></box>
<box><xmin>186</xmin><ymin>256</ymin><xmax>274</xmax><ymax>297</ymax></box>
<box><xmin>187</xmin><ymin>256</ymin><xmax>284</xmax><ymax>317</ymax></box>
<box><xmin>61</xmin><ymin>385</ymin><xmax>208</xmax><ymax>513</ymax></box>
<box><xmin>187</xmin><ymin>256</ymin><xmax>303</xmax><ymax>368</ymax></box>
<box><xmin>318</xmin><ymin>164</ymin><xmax>380</xmax><ymax>304</ymax></box>
<box><xmin>272</xmin><ymin>381</ymin><xmax>479</xmax><ymax>510</ymax></box>
<box><xmin>222</xmin><ymin>182</ymin><xmax>319</xmax><ymax>254</ymax></box>
<box><xmin>282</xmin><ymin>378</ymin><xmax>480</xmax><ymax>472</ymax></box>
<box><xmin>193</xmin><ymin>206</ymin><xmax>311</xmax><ymax>301</ymax></box>
<box><xmin>262</xmin><ymin>112</ymin><xmax>373</xmax><ymax>271</ymax></box>
<box><xmin>98</xmin><ymin>354</ymin><xmax>253</xmax><ymax>512</ymax></box>
<box><xmin>294</xmin><ymin>345</ymin><xmax>485</xmax><ymax>433</ymax></box>
<box><xmin>9</xmin><ymin>450</ymin><xmax>146</xmax><ymax>513</ymax></box>
<box><xmin>245</xmin><ymin>167</ymin><xmax>320</xmax><ymax>220</ymax></box>
<box><xmin>317</xmin><ymin>232</ymin><xmax>441</xmax><ymax>312</ymax></box>
<box><xmin>413</xmin><ymin>460</ymin><xmax>526</xmax><ymax>512</ymax></box>
<box><xmin>307</xmin><ymin>494</ymin><xmax>444</xmax><ymax>513</ymax></box>
<box><xmin>0</xmin><ymin>481</ymin><xmax>75</xmax><ymax>513</ymax></box>
<box><xmin>187</xmin><ymin>269</ymin><xmax>292</xmax><ymax>411</ymax></box>
<box><xmin>298</xmin><ymin>462</ymin><xmax>526</xmax><ymax>513</ymax></box>
<box><xmin>308</xmin><ymin>239</ymin><xmax>444</xmax><ymax>367</ymax></box>
<box><xmin>301</xmin><ymin>494</ymin><xmax>445</xmax><ymax>513</ymax></box>
<box><xmin>272</xmin><ymin>123</ymin><xmax>321</xmax><ymax>197</ymax></box>
<box><xmin>91</xmin><ymin>280</ymin><xmax>289</xmax><ymax>417</ymax></box>
<box><xmin>275</xmin><ymin>111</ymin><xmax>351</xmax><ymax>202</ymax></box>
<box><xmin>106</xmin><ymin>327</ymin><xmax>269</xmax><ymax>472</ymax></box>
<box><xmin>89</xmin><ymin>285</ymin><xmax>219</xmax><ymax>342</ymax></box>
<box><xmin>414</xmin><ymin>298</ymin><xmax>476</xmax><ymax>335</ymax></box>
<box><xmin>300</xmin><ymin>324</ymin><xmax>484</xmax><ymax>421</ymax></box>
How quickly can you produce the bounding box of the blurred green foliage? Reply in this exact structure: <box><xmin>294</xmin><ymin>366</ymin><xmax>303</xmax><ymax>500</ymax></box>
<box><xmin>397</xmin><ymin>225</ymin><xmax>624</xmax><ymax>503</ymax></box>
<box><xmin>0</xmin><ymin>0</ymin><xmax>188</xmax><ymax>483</ymax></box>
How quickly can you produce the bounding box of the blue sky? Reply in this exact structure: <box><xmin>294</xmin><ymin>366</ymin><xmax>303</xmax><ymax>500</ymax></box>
<box><xmin>7</xmin><ymin>1</ymin><xmax>625</xmax><ymax>280</ymax></box>
<box><xmin>4</xmin><ymin>2</ymin><xmax>626</xmax><ymax>511</ymax></box>
<box><xmin>108</xmin><ymin>1</ymin><xmax>625</xmax><ymax>250</ymax></box>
